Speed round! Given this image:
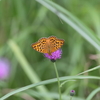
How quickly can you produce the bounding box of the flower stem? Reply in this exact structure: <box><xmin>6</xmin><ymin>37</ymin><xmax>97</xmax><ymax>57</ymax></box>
<box><xmin>70</xmin><ymin>96</ymin><xmax>72</xmax><ymax>100</ymax></box>
<box><xmin>53</xmin><ymin>62</ymin><xmax>62</xmax><ymax>100</ymax></box>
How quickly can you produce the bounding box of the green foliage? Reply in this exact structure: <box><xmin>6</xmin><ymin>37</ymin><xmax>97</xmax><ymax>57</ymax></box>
<box><xmin>0</xmin><ymin>0</ymin><xmax>100</xmax><ymax>100</ymax></box>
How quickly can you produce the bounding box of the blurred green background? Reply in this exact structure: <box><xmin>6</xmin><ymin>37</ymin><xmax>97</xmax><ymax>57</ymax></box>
<box><xmin>0</xmin><ymin>0</ymin><xmax>100</xmax><ymax>100</ymax></box>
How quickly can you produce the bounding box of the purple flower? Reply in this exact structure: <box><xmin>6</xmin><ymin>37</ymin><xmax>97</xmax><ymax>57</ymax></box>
<box><xmin>0</xmin><ymin>58</ymin><xmax>10</xmax><ymax>80</ymax></box>
<box><xmin>44</xmin><ymin>49</ymin><xmax>62</xmax><ymax>62</ymax></box>
<box><xmin>70</xmin><ymin>90</ymin><xmax>75</xmax><ymax>96</ymax></box>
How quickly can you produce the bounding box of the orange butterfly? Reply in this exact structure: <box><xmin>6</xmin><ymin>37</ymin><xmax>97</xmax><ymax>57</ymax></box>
<box><xmin>31</xmin><ymin>36</ymin><xmax>64</xmax><ymax>55</ymax></box>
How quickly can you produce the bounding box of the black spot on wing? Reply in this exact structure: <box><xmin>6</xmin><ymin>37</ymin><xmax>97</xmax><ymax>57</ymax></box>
<box><xmin>49</xmin><ymin>38</ymin><xmax>57</xmax><ymax>44</ymax></box>
<box><xmin>39</xmin><ymin>38</ymin><xmax>47</xmax><ymax>44</ymax></box>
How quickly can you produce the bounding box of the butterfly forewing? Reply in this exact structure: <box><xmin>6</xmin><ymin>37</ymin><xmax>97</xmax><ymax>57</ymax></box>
<box><xmin>31</xmin><ymin>38</ymin><xmax>48</xmax><ymax>53</ymax></box>
<box><xmin>49</xmin><ymin>36</ymin><xmax>64</xmax><ymax>53</ymax></box>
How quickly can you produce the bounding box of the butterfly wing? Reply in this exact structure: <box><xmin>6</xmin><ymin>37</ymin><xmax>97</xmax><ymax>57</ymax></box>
<box><xmin>48</xmin><ymin>36</ymin><xmax>64</xmax><ymax>53</ymax></box>
<box><xmin>31</xmin><ymin>38</ymin><xmax>48</xmax><ymax>53</ymax></box>
<box><xmin>31</xmin><ymin>36</ymin><xmax>64</xmax><ymax>54</ymax></box>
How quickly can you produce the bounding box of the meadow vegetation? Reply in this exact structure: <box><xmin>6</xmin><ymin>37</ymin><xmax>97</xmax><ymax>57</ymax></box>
<box><xmin>0</xmin><ymin>0</ymin><xmax>100</xmax><ymax>100</ymax></box>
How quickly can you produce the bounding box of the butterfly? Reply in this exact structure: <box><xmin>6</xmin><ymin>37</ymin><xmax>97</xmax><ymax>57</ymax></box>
<box><xmin>31</xmin><ymin>36</ymin><xmax>64</xmax><ymax>55</ymax></box>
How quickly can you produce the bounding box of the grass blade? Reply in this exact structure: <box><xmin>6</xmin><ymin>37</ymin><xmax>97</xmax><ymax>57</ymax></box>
<box><xmin>1</xmin><ymin>75</ymin><xmax>100</xmax><ymax>100</ymax></box>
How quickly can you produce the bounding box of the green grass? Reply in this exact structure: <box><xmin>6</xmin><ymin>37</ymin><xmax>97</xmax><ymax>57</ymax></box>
<box><xmin>0</xmin><ymin>0</ymin><xmax>100</xmax><ymax>100</ymax></box>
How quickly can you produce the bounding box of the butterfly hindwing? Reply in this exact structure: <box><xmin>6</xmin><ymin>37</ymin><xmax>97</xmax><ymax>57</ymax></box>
<box><xmin>55</xmin><ymin>39</ymin><xmax>64</xmax><ymax>49</ymax></box>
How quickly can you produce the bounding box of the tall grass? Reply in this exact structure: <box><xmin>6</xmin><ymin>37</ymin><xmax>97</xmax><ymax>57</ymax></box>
<box><xmin>0</xmin><ymin>0</ymin><xmax>100</xmax><ymax>100</ymax></box>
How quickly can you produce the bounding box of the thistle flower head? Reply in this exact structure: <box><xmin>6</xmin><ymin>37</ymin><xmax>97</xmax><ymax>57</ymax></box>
<box><xmin>0</xmin><ymin>58</ymin><xmax>10</xmax><ymax>80</ymax></box>
<box><xmin>44</xmin><ymin>49</ymin><xmax>62</xmax><ymax>62</ymax></box>
<box><xmin>70</xmin><ymin>90</ymin><xmax>75</xmax><ymax>96</ymax></box>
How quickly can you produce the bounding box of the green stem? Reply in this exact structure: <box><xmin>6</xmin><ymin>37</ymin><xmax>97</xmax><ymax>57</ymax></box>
<box><xmin>53</xmin><ymin>62</ymin><xmax>62</xmax><ymax>100</ymax></box>
<box><xmin>70</xmin><ymin>96</ymin><xmax>73</xmax><ymax>100</ymax></box>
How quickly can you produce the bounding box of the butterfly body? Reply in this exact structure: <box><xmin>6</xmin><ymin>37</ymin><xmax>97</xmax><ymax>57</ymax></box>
<box><xmin>31</xmin><ymin>36</ymin><xmax>64</xmax><ymax>55</ymax></box>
